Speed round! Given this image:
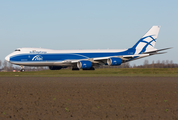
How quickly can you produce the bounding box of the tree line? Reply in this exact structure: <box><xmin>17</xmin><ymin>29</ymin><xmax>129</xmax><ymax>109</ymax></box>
<box><xmin>133</xmin><ymin>60</ymin><xmax>178</xmax><ymax>68</ymax></box>
<box><xmin>96</xmin><ymin>60</ymin><xmax>178</xmax><ymax>68</ymax></box>
<box><xmin>0</xmin><ymin>60</ymin><xmax>48</xmax><ymax>72</ymax></box>
<box><xmin>0</xmin><ymin>59</ymin><xmax>178</xmax><ymax>71</ymax></box>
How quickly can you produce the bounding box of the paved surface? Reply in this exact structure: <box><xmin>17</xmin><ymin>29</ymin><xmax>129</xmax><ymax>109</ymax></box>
<box><xmin>0</xmin><ymin>77</ymin><xmax>178</xmax><ymax>120</ymax></box>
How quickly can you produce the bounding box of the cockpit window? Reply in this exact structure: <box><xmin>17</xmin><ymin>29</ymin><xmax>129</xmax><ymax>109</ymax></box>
<box><xmin>15</xmin><ymin>49</ymin><xmax>20</xmax><ymax>51</ymax></box>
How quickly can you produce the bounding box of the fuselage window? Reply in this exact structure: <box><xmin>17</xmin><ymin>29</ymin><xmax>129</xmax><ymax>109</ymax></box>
<box><xmin>15</xmin><ymin>49</ymin><xmax>20</xmax><ymax>51</ymax></box>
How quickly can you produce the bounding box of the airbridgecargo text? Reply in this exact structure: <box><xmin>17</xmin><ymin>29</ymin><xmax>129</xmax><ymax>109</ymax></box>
<box><xmin>30</xmin><ymin>51</ymin><xmax>47</xmax><ymax>54</ymax></box>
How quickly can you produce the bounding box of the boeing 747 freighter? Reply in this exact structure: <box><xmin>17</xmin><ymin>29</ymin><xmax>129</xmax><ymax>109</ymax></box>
<box><xmin>5</xmin><ymin>26</ymin><xmax>171</xmax><ymax>71</ymax></box>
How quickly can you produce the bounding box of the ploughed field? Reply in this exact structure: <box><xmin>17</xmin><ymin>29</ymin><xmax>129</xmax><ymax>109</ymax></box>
<box><xmin>0</xmin><ymin>77</ymin><xmax>178</xmax><ymax>120</ymax></box>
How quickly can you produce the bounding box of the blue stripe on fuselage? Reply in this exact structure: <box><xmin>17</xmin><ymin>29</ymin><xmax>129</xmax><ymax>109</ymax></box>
<box><xmin>10</xmin><ymin>49</ymin><xmax>135</xmax><ymax>62</ymax></box>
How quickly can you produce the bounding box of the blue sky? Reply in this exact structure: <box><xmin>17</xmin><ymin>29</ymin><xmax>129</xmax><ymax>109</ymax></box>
<box><xmin>0</xmin><ymin>0</ymin><xmax>178</xmax><ymax>66</ymax></box>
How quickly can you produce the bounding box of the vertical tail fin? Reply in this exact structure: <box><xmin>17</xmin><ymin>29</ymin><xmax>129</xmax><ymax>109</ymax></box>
<box><xmin>132</xmin><ymin>26</ymin><xmax>161</xmax><ymax>54</ymax></box>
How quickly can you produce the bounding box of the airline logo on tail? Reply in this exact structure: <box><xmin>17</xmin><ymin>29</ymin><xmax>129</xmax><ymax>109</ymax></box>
<box><xmin>132</xmin><ymin>26</ymin><xmax>160</xmax><ymax>54</ymax></box>
<box><xmin>133</xmin><ymin>35</ymin><xmax>157</xmax><ymax>54</ymax></box>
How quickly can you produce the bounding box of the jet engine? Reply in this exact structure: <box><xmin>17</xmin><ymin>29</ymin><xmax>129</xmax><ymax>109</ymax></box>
<box><xmin>77</xmin><ymin>61</ymin><xmax>92</xmax><ymax>69</ymax></box>
<box><xmin>107</xmin><ymin>57</ymin><xmax>122</xmax><ymax>66</ymax></box>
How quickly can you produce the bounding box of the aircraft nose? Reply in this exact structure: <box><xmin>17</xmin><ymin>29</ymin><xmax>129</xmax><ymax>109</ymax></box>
<box><xmin>5</xmin><ymin>55</ymin><xmax>10</xmax><ymax>62</ymax></box>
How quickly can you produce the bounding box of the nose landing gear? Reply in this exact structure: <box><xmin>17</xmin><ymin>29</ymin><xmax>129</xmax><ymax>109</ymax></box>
<box><xmin>20</xmin><ymin>66</ymin><xmax>25</xmax><ymax>72</ymax></box>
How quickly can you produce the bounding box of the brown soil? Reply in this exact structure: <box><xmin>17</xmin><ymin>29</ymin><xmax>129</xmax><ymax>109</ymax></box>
<box><xmin>0</xmin><ymin>77</ymin><xmax>178</xmax><ymax>120</ymax></box>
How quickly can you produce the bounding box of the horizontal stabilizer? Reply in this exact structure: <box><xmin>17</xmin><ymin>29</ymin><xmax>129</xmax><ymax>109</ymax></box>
<box><xmin>142</xmin><ymin>47</ymin><xmax>172</xmax><ymax>54</ymax></box>
<box><xmin>149</xmin><ymin>52</ymin><xmax>167</xmax><ymax>55</ymax></box>
<box><xmin>156</xmin><ymin>47</ymin><xmax>172</xmax><ymax>52</ymax></box>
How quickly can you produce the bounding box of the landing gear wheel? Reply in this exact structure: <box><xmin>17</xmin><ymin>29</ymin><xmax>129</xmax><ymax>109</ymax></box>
<box><xmin>20</xmin><ymin>69</ymin><xmax>25</xmax><ymax>72</ymax></box>
<box><xmin>89</xmin><ymin>67</ymin><xmax>95</xmax><ymax>70</ymax></box>
<box><xmin>72</xmin><ymin>68</ymin><xmax>80</xmax><ymax>70</ymax></box>
<box><xmin>20</xmin><ymin>65</ymin><xmax>25</xmax><ymax>72</ymax></box>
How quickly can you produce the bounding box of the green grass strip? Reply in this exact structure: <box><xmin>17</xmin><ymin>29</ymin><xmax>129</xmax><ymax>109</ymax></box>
<box><xmin>0</xmin><ymin>68</ymin><xmax>178</xmax><ymax>77</ymax></box>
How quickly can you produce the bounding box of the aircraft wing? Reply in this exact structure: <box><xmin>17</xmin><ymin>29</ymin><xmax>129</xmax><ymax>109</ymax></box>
<box><xmin>60</xmin><ymin>54</ymin><xmax>149</xmax><ymax>65</ymax></box>
<box><xmin>57</xmin><ymin>47</ymin><xmax>172</xmax><ymax>65</ymax></box>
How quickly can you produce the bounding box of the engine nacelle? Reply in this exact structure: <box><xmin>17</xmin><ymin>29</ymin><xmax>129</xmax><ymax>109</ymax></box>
<box><xmin>77</xmin><ymin>61</ymin><xmax>92</xmax><ymax>69</ymax></box>
<box><xmin>107</xmin><ymin>57</ymin><xmax>122</xmax><ymax>66</ymax></box>
<box><xmin>49</xmin><ymin>66</ymin><xmax>62</xmax><ymax>70</ymax></box>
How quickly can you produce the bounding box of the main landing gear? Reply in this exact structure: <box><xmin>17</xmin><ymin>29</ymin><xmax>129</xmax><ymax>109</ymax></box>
<box><xmin>72</xmin><ymin>68</ymin><xmax>80</xmax><ymax>70</ymax></box>
<box><xmin>20</xmin><ymin>66</ymin><xmax>25</xmax><ymax>72</ymax></box>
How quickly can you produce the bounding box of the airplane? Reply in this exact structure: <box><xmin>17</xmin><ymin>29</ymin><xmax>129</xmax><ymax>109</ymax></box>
<box><xmin>5</xmin><ymin>26</ymin><xmax>171</xmax><ymax>72</ymax></box>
